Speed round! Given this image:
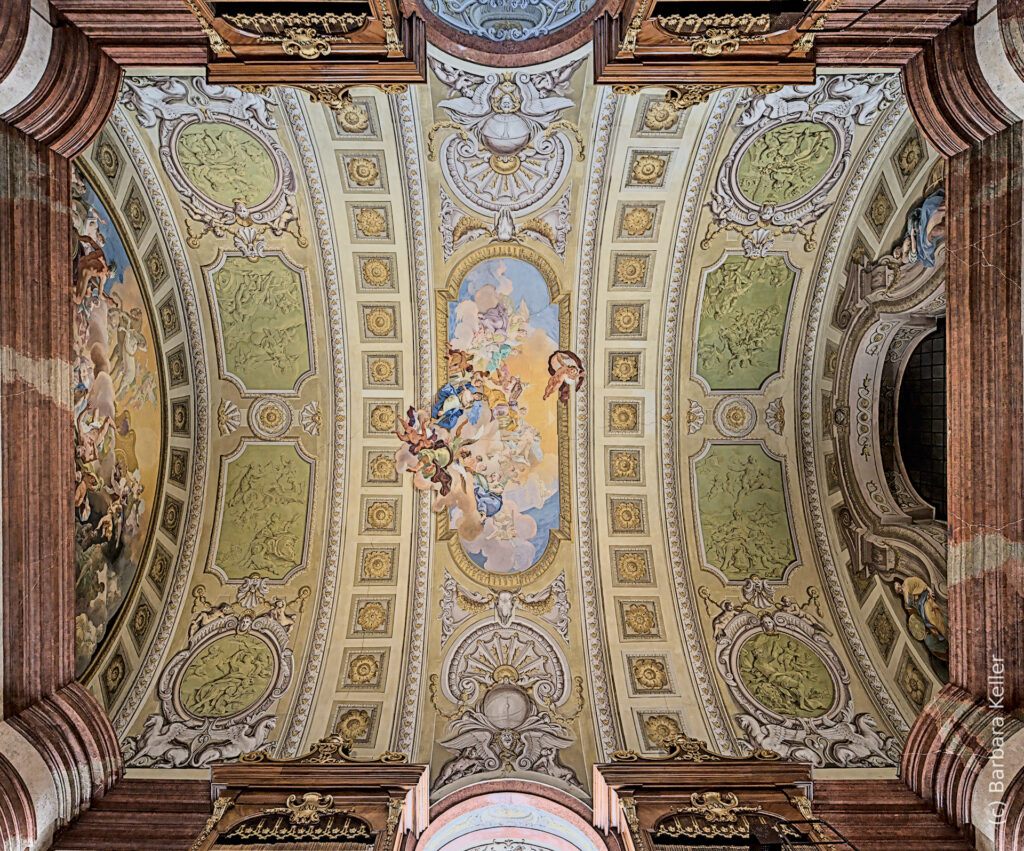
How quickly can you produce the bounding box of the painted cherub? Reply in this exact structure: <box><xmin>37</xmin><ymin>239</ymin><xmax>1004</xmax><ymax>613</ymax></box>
<box><xmin>543</xmin><ymin>350</ymin><xmax>585</xmax><ymax>404</ymax></box>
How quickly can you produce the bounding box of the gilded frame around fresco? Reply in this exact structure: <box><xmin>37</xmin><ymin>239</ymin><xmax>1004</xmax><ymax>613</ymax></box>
<box><xmin>433</xmin><ymin>243</ymin><xmax>571</xmax><ymax>590</ymax></box>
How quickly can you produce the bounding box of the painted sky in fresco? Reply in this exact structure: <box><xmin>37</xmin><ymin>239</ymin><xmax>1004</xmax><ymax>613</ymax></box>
<box><xmin>72</xmin><ymin>166</ymin><xmax>162</xmax><ymax>675</ymax></box>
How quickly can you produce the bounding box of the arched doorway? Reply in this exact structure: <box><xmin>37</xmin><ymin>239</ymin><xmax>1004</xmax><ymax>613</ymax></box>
<box><xmin>411</xmin><ymin>781</ymin><xmax>621</xmax><ymax>851</ymax></box>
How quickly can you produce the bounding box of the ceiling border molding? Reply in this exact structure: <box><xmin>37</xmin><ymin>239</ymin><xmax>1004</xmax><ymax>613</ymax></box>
<box><xmin>392</xmin><ymin>86</ymin><xmax>435</xmax><ymax>758</ymax></box>
<box><xmin>572</xmin><ymin>84</ymin><xmax>623</xmax><ymax>758</ymax></box>
<box><xmin>108</xmin><ymin>104</ymin><xmax>212</xmax><ymax>738</ymax></box>
<box><xmin>796</xmin><ymin>88</ymin><xmax>910</xmax><ymax>738</ymax></box>
<box><xmin>659</xmin><ymin>87</ymin><xmax>738</xmax><ymax>754</ymax></box>
<box><xmin>275</xmin><ymin>87</ymin><xmax>349</xmax><ymax>758</ymax></box>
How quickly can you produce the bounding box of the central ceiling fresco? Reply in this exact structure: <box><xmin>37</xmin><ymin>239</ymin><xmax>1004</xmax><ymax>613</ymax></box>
<box><xmin>71</xmin><ymin>42</ymin><xmax>950</xmax><ymax>798</ymax></box>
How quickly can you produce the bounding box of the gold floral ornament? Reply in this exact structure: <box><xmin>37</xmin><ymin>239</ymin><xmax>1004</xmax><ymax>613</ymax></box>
<box><xmin>368</xmin><ymin>358</ymin><xmax>395</xmax><ymax>383</ymax></box>
<box><xmin>632</xmin><ymin>657</ymin><xmax>669</xmax><ymax>690</ymax></box>
<box><xmin>615</xmin><ymin>255</ymin><xmax>647</xmax><ymax>285</ymax></box>
<box><xmin>869</xmin><ymin>191</ymin><xmax>892</xmax><ymax>228</ymax></box>
<box><xmin>348</xmin><ymin>653</ymin><xmax>380</xmax><ymax>684</ymax></box>
<box><xmin>355</xmin><ymin>207</ymin><xmax>387</xmax><ymax>237</ymax></box>
<box><xmin>104</xmin><ymin>655</ymin><xmax>126</xmax><ymax>693</ymax></box>
<box><xmin>365</xmin><ymin>500</ymin><xmax>395</xmax><ymax>529</ymax></box>
<box><xmin>624</xmin><ymin>603</ymin><xmax>656</xmax><ymax>635</ymax></box>
<box><xmin>364</xmin><ymin>307</ymin><xmax>395</xmax><ymax>337</ymax></box>
<box><xmin>610</xmin><ymin>403</ymin><xmax>639</xmax><ymax>431</ymax></box>
<box><xmin>613</xmin><ymin>500</ymin><xmax>644</xmax><ymax>531</ymax></box>
<box><xmin>643</xmin><ymin>714</ymin><xmax>682</xmax><ymax>746</ymax></box>
<box><xmin>610</xmin><ymin>450</ymin><xmax>639</xmax><ymax>479</ymax></box>
<box><xmin>335</xmin><ymin>708</ymin><xmax>371</xmax><ymax>741</ymax></box>
<box><xmin>897</xmin><ymin>137</ymin><xmax>923</xmax><ymax>177</ymax></box>
<box><xmin>361</xmin><ymin>548</ymin><xmax>393</xmax><ymax>579</ymax></box>
<box><xmin>356</xmin><ymin>601</ymin><xmax>388</xmax><ymax>632</ymax></box>
<box><xmin>644</xmin><ymin>99</ymin><xmax>680</xmax><ymax>132</ymax></box>
<box><xmin>132</xmin><ymin>606</ymin><xmax>150</xmax><ymax>636</ymax></box>
<box><xmin>257</xmin><ymin>403</ymin><xmax>285</xmax><ymax>432</ymax></box>
<box><xmin>612</xmin><ymin>305</ymin><xmax>642</xmax><ymax>334</ymax></box>
<box><xmin>611</xmin><ymin>355</ymin><xmax>639</xmax><ymax>382</ymax></box>
<box><xmin>622</xmin><ymin>206</ymin><xmax>654</xmax><ymax>236</ymax></box>
<box><xmin>347</xmin><ymin>157</ymin><xmax>380</xmax><ymax>187</ymax></box>
<box><xmin>369</xmin><ymin>404</ymin><xmax>396</xmax><ymax>432</ymax></box>
<box><xmin>336</xmin><ymin>100</ymin><xmax>370</xmax><ymax>133</ymax></box>
<box><xmin>368</xmin><ymin>453</ymin><xmax>395</xmax><ymax>480</ymax></box>
<box><xmin>631</xmin><ymin>154</ymin><xmax>666</xmax><ymax>184</ymax></box>
<box><xmin>361</xmin><ymin>257</ymin><xmax>392</xmax><ymax>288</ymax></box>
<box><xmin>616</xmin><ymin>551</ymin><xmax>649</xmax><ymax>582</ymax></box>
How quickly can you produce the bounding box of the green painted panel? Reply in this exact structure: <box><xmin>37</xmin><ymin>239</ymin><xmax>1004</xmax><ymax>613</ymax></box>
<box><xmin>211</xmin><ymin>254</ymin><xmax>310</xmax><ymax>392</ymax></box>
<box><xmin>179</xmin><ymin>633</ymin><xmax>275</xmax><ymax>718</ymax></box>
<box><xmin>216</xmin><ymin>443</ymin><xmax>311</xmax><ymax>580</ymax></box>
<box><xmin>176</xmin><ymin>123</ymin><xmax>276</xmax><ymax>208</ymax></box>
<box><xmin>737</xmin><ymin>632</ymin><xmax>834</xmax><ymax>718</ymax></box>
<box><xmin>737</xmin><ymin>121</ymin><xmax>836</xmax><ymax>206</ymax></box>
<box><xmin>696</xmin><ymin>255</ymin><xmax>795</xmax><ymax>391</ymax></box>
<box><xmin>694</xmin><ymin>443</ymin><xmax>796</xmax><ymax>581</ymax></box>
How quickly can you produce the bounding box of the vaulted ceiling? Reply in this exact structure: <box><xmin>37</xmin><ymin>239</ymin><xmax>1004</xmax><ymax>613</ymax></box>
<box><xmin>70</xmin><ymin>45</ymin><xmax>949</xmax><ymax>798</ymax></box>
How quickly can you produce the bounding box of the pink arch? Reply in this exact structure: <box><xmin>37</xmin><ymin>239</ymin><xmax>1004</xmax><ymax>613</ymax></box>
<box><xmin>410</xmin><ymin>780</ymin><xmax>622</xmax><ymax>851</ymax></box>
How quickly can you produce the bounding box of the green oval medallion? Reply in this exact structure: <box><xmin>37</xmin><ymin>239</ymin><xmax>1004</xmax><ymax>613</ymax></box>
<box><xmin>737</xmin><ymin>632</ymin><xmax>835</xmax><ymax>718</ymax></box>
<box><xmin>179</xmin><ymin>633</ymin><xmax>275</xmax><ymax>719</ymax></box>
<box><xmin>737</xmin><ymin>122</ymin><xmax>836</xmax><ymax>206</ymax></box>
<box><xmin>175</xmin><ymin>123</ymin><xmax>277</xmax><ymax>208</ymax></box>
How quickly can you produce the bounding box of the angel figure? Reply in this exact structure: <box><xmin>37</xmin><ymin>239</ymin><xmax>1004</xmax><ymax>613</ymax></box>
<box><xmin>543</xmin><ymin>350</ymin><xmax>585</xmax><ymax>404</ymax></box>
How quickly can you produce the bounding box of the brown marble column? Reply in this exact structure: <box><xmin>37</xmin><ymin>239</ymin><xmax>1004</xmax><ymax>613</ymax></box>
<box><xmin>0</xmin><ymin>4</ymin><xmax>124</xmax><ymax>848</ymax></box>
<box><xmin>894</xmin><ymin>20</ymin><xmax>1024</xmax><ymax>847</ymax></box>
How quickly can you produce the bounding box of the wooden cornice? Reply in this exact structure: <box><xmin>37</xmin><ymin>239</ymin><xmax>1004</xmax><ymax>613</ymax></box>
<box><xmin>48</xmin><ymin>0</ymin><xmax>208</xmax><ymax>65</ymax></box>
<box><xmin>0</xmin><ymin>21</ymin><xmax>121</xmax><ymax>158</ymax></box>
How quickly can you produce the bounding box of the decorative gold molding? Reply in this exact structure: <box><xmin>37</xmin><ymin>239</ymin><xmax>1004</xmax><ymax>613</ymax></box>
<box><xmin>239</xmin><ymin>730</ymin><xmax>407</xmax><ymax>765</ymax></box>
<box><xmin>224</xmin><ymin>12</ymin><xmax>367</xmax><ymax>59</ymax></box>
<box><xmin>620</xmin><ymin>0</ymin><xmax>652</xmax><ymax>54</ymax></box>
<box><xmin>656</xmin><ymin>792</ymin><xmax>762</xmax><ymax>840</ymax></box>
<box><xmin>189</xmin><ymin>795</ymin><xmax>234</xmax><ymax>851</ymax></box>
<box><xmin>381</xmin><ymin>10</ymin><xmax>402</xmax><ymax>53</ymax></box>
<box><xmin>656</xmin><ymin>14</ymin><xmax>771</xmax><ymax>57</ymax></box>
<box><xmin>619</xmin><ymin>795</ymin><xmax>646</xmax><ymax>849</ymax></box>
<box><xmin>183</xmin><ymin>0</ymin><xmax>230</xmax><ymax>56</ymax></box>
<box><xmin>610</xmin><ymin>732</ymin><xmax>781</xmax><ymax>763</ymax></box>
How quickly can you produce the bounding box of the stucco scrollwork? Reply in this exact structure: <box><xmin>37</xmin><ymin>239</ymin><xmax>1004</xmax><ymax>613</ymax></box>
<box><xmin>122</xmin><ymin>581</ymin><xmax>307</xmax><ymax>767</ymax></box>
<box><xmin>120</xmin><ymin>77</ymin><xmax>305</xmax><ymax>252</ymax></box>
<box><xmin>709</xmin><ymin>587</ymin><xmax>901</xmax><ymax>767</ymax></box>
<box><xmin>705</xmin><ymin>74</ymin><xmax>901</xmax><ymax>254</ymax></box>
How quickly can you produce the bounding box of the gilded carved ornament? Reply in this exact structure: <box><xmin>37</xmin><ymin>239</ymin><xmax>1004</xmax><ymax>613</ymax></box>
<box><xmin>240</xmin><ymin>726</ymin><xmax>408</xmax><ymax>765</ymax></box>
<box><xmin>610</xmin><ymin>731</ymin><xmax>781</xmax><ymax>763</ymax></box>
<box><xmin>223</xmin><ymin>12</ymin><xmax>368</xmax><ymax>59</ymax></box>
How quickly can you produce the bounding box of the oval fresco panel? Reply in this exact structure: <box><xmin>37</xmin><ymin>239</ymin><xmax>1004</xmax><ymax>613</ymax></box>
<box><xmin>178</xmin><ymin>633</ymin><xmax>276</xmax><ymax>719</ymax></box>
<box><xmin>736</xmin><ymin>121</ymin><xmax>837</xmax><ymax>207</ymax></box>
<box><xmin>396</xmin><ymin>248</ymin><xmax>579</xmax><ymax>585</ymax></box>
<box><xmin>736</xmin><ymin>632</ymin><xmax>836</xmax><ymax>718</ymax></box>
<box><xmin>72</xmin><ymin>166</ymin><xmax>163</xmax><ymax>676</ymax></box>
<box><xmin>175</xmin><ymin>122</ymin><xmax>277</xmax><ymax>209</ymax></box>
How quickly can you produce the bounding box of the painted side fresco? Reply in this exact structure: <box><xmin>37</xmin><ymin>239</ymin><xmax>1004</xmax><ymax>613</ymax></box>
<box><xmin>72</xmin><ymin>166</ymin><xmax>162</xmax><ymax>676</ymax></box>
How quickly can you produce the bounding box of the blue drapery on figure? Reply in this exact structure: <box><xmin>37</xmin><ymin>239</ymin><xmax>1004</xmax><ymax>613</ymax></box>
<box><xmin>906</xmin><ymin>188</ymin><xmax>945</xmax><ymax>268</ymax></box>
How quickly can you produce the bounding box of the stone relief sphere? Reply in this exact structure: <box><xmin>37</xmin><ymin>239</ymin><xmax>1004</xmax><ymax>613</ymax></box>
<box><xmin>479</xmin><ymin>112</ymin><xmax>533</xmax><ymax>156</ymax></box>
<box><xmin>174</xmin><ymin>122</ymin><xmax>278</xmax><ymax>209</ymax></box>
<box><xmin>177</xmin><ymin>633</ymin><xmax>276</xmax><ymax>719</ymax></box>
<box><xmin>481</xmin><ymin>683</ymin><xmax>532</xmax><ymax>729</ymax></box>
<box><xmin>735</xmin><ymin>632</ymin><xmax>836</xmax><ymax>719</ymax></box>
<box><xmin>736</xmin><ymin>121</ymin><xmax>838</xmax><ymax>207</ymax></box>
